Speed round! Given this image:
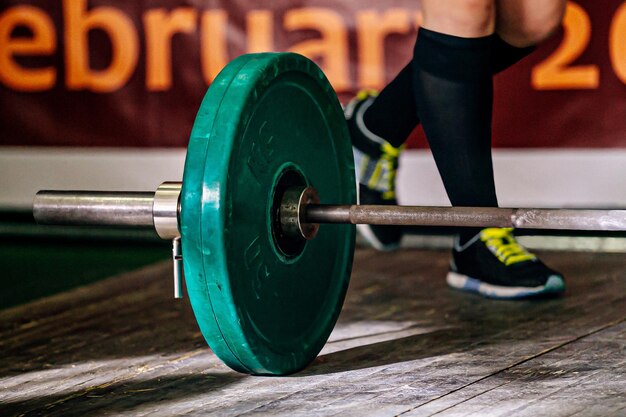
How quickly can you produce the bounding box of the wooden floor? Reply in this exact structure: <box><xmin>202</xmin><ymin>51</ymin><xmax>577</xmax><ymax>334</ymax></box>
<box><xmin>1</xmin><ymin>248</ymin><xmax>625</xmax><ymax>416</ymax></box>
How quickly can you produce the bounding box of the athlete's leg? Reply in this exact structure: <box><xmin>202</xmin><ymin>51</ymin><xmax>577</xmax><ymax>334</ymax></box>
<box><xmin>416</xmin><ymin>0</ymin><xmax>564</xmax><ymax>298</ymax></box>
<box><xmin>415</xmin><ymin>0</ymin><xmax>498</xmax><ymax>228</ymax></box>
<box><xmin>349</xmin><ymin>0</ymin><xmax>565</xmax><ymax>298</ymax></box>
<box><xmin>411</xmin><ymin>0</ymin><xmax>565</xmax><ymax>216</ymax></box>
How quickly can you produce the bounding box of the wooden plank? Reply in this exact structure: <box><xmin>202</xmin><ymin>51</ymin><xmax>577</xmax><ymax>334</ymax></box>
<box><xmin>404</xmin><ymin>322</ymin><xmax>626</xmax><ymax>416</ymax></box>
<box><xmin>0</xmin><ymin>249</ymin><xmax>624</xmax><ymax>416</ymax></box>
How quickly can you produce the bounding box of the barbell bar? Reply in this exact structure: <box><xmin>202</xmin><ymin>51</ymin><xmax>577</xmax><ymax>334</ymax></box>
<box><xmin>33</xmin><ymin>183</ymin><xmax>626</xmax><ymax>300</ymax></box>
<box><xmin>34</xmin><ymin>185</ymin><xmax>626</xmax><ymax>234</ymax></box>
<box><xmin>31</xmin><ymin>52</ymin><xmax>626</xmax><ymax>376</ymax></box>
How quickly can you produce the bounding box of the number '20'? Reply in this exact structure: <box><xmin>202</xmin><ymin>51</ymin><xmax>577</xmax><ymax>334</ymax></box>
<box><xmin>532</xmin><ymin>1</ymin><xmax>626</xmax><ymax>89</ymax></box>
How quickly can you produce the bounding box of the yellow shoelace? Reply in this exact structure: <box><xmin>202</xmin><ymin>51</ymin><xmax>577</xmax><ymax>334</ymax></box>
<box><xmin>480</xmin><ymin>228</ymin><xmax>536</xmax><ymax>266</ymax></box>
<box><xmin>366</xmin><ymin>142</ymin><xmax>404</xmax><ymax>200</ymax></box>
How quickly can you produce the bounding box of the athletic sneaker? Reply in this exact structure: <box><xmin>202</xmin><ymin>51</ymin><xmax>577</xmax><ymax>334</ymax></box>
<box><xmin>345</xmin><ymin>90</ymin><xmax>404</xmax><ymax>250</ymax></box>
<box><xmin>447</xmin><ymin>228</ymin><xmax>565</xmax><ymax>299</ymax></box>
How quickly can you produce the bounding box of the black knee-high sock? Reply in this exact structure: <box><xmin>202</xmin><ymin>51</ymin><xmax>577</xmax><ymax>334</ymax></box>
<box><xmin>363</xmin><ymin>35</ymin><xmax>534</xmax><ymax>149</ymax></box>
<box><xmin>413</xmin><ymin>28</ymin><xmax>497</xmax><ymax>244</ymax></box>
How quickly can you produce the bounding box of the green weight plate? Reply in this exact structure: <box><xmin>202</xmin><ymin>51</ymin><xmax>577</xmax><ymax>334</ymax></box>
<box><xmin>180</xmin><ymin>52</ymin><xmax>356</xmax><ymax>375</ymax></box>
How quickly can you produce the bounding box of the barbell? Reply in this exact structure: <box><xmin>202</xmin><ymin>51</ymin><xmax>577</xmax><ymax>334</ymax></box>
<box><xmin>33</xmin><ymin>52</ymin><xmax>626</xmax><ymax>375</ymax></box>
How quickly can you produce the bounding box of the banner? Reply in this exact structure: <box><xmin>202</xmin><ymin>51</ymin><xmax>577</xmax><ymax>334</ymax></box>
<box><xmin>1</xmin><ymin>0</ymin><xmax>626</xmax><ymax>148</ymax></box>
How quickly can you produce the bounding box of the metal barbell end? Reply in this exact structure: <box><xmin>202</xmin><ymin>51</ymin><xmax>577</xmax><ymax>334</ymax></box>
<box><xmin>34</xmin><ymin>182</ymin><xmax>184</xmax><ymax>299</ymax></box>
<box><xmin>33</xmin><ymin>190</ymin><xmax>156</xmax><ymax>228</ymax></box>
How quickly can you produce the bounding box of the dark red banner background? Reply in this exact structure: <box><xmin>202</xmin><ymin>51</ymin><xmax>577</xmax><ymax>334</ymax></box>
<box><xmin>1</xmin><ymin>0</ymin><xmax>625</xmax><ymax>148</ymax></box>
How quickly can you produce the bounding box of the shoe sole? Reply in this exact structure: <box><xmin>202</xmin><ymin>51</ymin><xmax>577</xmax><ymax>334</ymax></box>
<box><xmin>446</xmin><ymin>271</ymin><xmax>565</xmax><ymax>300</ymax></box>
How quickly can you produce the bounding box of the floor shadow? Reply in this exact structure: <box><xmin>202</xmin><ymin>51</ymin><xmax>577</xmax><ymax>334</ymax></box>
<box><xmin>301</xmin><ymin>327</ymin><xmax>466</xmax><ymax>376</ymax></box>
<box><xmin>0</xmin><ymin>372</ymin><xmax>242</xmax><ymax>417</ymax></box>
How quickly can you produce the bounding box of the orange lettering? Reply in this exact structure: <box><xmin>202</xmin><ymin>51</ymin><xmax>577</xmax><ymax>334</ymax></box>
<box><xmin>64</xmin><ymin>0</ymin><xmax>138</xmax><ymax>92</ymax></box>
<box><xmin>144</xmin><ymin>8</ymin><xmax>197</xmax><ymax>91</ymax></box>
<box><xmin>284</xmin><ymin>8</ymin><xmax>349</xmax><ymax>92</ymax></box>
<box><xmin>356</xmin><ymin>9</ymin><xmax>411</xmax><ymax>89</ymax></box>
<box><xmin>609</xmin><ymin>1</ymin><xmax>626</xmax><ymax>84</ymax></box>
<box><xmin>531</xmin><ymin>1</ymin><xmax>599</xmax><ymax>90</ymax></box>
<box><xmin>0</xmin><ymin>6</ymin><xmax>56</xmax><ymax>91</ymax></box>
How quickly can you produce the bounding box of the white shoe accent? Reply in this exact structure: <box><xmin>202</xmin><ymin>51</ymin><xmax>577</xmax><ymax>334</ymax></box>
<box><xmin>343</xmin><ymin>97</ymin><xmax>359</xmax><ymax>119</ymax></box>
<box><xmin>454</xmin><ymin>233</ymin><xmax>482</xmax><ymax>252</ymax></box>
<box><xmin>355</xmin><ymin>98</ymin><xmax>387</xmax><ymax>145</ymax></box>
<box><xmin>353</xmin><ymin>148</ymin><xmax>366</xmax><ymax>180</ymax></box>
<box><xmin>446</xmin><ymin>271</ymin><xmax>565</xmax><ymax>299</ymax></box>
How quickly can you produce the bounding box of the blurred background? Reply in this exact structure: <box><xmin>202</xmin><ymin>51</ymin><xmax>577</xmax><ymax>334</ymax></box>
<box><xmin>1</xmin><ymin>0</ymin><xmax>625</xmax><ymax>308</ymax></box>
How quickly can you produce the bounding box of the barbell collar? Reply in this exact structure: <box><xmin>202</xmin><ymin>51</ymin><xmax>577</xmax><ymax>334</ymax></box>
<box><xmin>279</xmin><ymin>186</ymin><xmax>321</xmax><ymax>240</ymax></box>
<box><xmin>153</xmin><ymin>182</ymin><xmax>182</xmax><ymax>239</ymax></box>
